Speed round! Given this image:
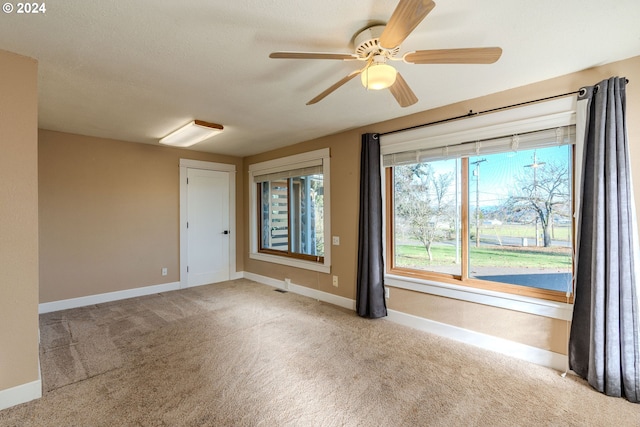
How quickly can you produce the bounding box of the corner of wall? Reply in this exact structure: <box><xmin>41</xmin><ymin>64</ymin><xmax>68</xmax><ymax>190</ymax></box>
<box><xmin>0</xmin><ymin>48</ymin><xmax>40</xmax><ymax>409</ymax></box>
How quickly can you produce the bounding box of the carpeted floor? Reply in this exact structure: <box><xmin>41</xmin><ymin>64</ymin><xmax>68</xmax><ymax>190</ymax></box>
<box><xmin>1</xmin><ymin>279</ymin><xmax>638</xmax><ymax>426</ymax></box>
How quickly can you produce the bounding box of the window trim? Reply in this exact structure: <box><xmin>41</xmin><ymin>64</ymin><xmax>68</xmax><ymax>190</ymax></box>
<box><xmin>249</xmin><ymin>148</ymin><xmax>331</xmax><ymax>273</ymax></box>
<box><xmin>381</xmin><ymin>97</ymin><xmax>578</xmax><ymax>315</ymax></box>
<box><xmin>385</xmin><ymin>273</ymin><xmax>573</xmax><ymax>321</ymax></box>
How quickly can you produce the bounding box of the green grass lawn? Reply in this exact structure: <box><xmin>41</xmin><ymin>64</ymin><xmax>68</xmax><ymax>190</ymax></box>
<box><xmin>395</xmin><ymin>243</ymin><xmax>572</xmax><ymax>269</ymax></box>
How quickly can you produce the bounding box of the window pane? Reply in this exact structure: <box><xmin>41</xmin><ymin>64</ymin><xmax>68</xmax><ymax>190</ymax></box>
<box><xmin>290</xmin><ymin>174</ymin><xmax>324</xmax><ymax>257</ymax></box>
<box><xmin>393</xmin><ymin>160</ymin><xmax>461</xmax><ymax>275</ymax></box>
<box><xmin>261</xmin><ymin>180</ymin><xmax>289</xmax><ymax>251</ymax></box>
<box><xmin>468</xmin><ymin>146</ymin><xmax>573</xmax><ymax>294</ymax></box>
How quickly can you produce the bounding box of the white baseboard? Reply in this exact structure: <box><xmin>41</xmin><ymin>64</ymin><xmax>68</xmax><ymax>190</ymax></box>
<box><xmin>242</xmin><ymin>272</ymin><xmax>283</xmax><ymax>289</ymax></box>
<box><xmin>242</xmin><ymin>272</ymin><xmax>356</xmax><ymax>311</ymax></box>
<box><xmin>386</xmin><ymin>309</ymin><xmax>568</xmax><ymax>371</ymax></box>
<box><xmin>230</xmin><ymin>271</ymin><xmax>244</xmax><ymax>280</ymax></box>
<box><xmin>38</xmin><ymin>281</ymin><xmax>181</xmax><ymax>314</ymax></box>
<box><xmin>288</xmin><ymin>282</ymin><xmax>356</xmax><ymax>311</ymax></box>
<box><xmin>0</xmin><ymin>379</ymin><xmax>41</xmax><ymax>411</ymax></box>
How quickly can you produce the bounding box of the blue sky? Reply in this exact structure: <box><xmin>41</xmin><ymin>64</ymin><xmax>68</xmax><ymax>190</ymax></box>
<box><xmin>407</xmin><ymin>145</ymin><xmax>572</xmax><ymax>208</ymax></box>
<box><xmin>468</xmin><ymin>145</ymin><xmax>572</xmax><ymax>207</ymax></box>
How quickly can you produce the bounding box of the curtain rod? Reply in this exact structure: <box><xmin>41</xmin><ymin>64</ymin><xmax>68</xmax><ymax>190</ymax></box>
<box><xmin>380</xmin><ymin>91</ymin><xmax>579</xmax><ymax>137</ymax></box>
<box><xmin>381</xmin><ymin>78</ymin><xmax>631</xmax><ymax>137</ymax></box>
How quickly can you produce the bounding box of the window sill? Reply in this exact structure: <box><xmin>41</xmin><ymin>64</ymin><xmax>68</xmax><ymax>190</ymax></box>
<box><xmin>249</xmin><ymin>252</ymin><xmax>330</xmax><ymax>273</ymax></box>
<box><xmin>385</xmin><ymin>274</ymin><xmax>573</xmax><ymax>320</ymax></box>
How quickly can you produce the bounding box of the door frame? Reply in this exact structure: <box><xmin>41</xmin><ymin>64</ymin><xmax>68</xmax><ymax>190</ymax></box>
<box><xmin>179</xmin><ymin>159</ymin><xmax>237</xmax><ymax>289</ymax></box>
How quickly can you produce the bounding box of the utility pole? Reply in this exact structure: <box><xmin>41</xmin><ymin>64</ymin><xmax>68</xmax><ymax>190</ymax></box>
<box><xmin>524</xmin><ymin>151</ymin><xmax>545</xmax><ymax>246</ymax></box>
<box><xmin>470</xmin><ymin>158</ymin><xmax>487</xmax><ymax>248</ymax></box>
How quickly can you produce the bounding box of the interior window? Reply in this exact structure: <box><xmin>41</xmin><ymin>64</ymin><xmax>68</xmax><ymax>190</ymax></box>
<box><xmin>257</xmin><ymin>171</ymin><xmax>324</xmax><ymax>261</ymax></box>
<box><xmin>249</xmin><ymin>148</ymin><xmax>330</xmax><ymax>272</ymax></box>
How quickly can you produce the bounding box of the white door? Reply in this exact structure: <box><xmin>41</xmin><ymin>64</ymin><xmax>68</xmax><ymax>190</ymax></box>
<box><xmin>186</xmin><ymin>168</ymin><xmax>230</xmax><ymax>287</ymax></box>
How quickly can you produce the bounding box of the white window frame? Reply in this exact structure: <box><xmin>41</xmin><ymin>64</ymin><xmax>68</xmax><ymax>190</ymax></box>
<box><xmin>381</xmin><ymin>97</ymin><xmax>578</xmax><ymax>320</ymax></box>
<box><xmin>248</xmin><ymin>148</ymin><xmax>331</xmax><ymax>273</ymax></box>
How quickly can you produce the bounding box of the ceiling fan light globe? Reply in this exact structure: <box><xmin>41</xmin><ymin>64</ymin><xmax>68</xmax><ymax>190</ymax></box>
<box><xmin>361</xmin><ymin>64</ymin><xmax>397</xmax><ymax>90</ymax></box>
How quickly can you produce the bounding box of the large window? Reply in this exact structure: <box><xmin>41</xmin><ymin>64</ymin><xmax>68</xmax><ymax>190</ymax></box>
<box><xmin>385</xmin><ymin>126</ymin><xmax>575</xmax><ymax>302</ymax></box>
<box><xmin>249</xmin><ymin>148</ymin><xmax>331</xmax><ymax>272</ymax></box>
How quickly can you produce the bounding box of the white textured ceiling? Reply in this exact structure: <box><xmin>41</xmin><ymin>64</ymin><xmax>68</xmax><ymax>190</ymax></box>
<box><xmin>1</xmin><ymin>0</ymin><xmax>638</xmax><ymax>156</ymax></box>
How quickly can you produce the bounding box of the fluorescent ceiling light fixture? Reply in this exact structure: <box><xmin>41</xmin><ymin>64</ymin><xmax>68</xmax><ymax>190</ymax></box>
<box><xmin>159</xmin><ymin>120</ymin><xmax>224</xmax><ymax>147</ymax></box>
<box><xmin>361</xmin><ymin>63</ymin><xmax>397</xmax><ymax>90</ymax></box>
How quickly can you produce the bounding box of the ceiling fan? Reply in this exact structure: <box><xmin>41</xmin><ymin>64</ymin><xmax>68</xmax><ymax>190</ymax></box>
<box><xmin>269</xmin><ymin>0</ymin><xmax>502</xmax><ymax>107</ymax></box>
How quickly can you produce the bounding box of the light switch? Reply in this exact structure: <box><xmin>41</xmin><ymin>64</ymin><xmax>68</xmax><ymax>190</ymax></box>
<box><xmin>332</xmin><ymin>236</ymin><xmax>340</xmax><ymax>245</ymax></box>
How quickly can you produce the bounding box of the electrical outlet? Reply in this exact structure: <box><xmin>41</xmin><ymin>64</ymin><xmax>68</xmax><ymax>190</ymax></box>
<box><xmin>385</xmin><ymin>287</ymin><xmax>390</xmax><ymax>299</ymax></box>
<box><xmin>332</xmin><ymin>275</ymin><xmax>338</xmax><ymax>287</ymax></box>
<box><xmin>161</xmin><ymin>267</ymin><xmax>168</xmax><ymax>276</ymax></box>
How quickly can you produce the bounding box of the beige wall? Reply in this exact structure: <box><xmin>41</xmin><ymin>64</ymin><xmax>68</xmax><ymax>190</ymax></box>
<box><xmin>244</xmin><ymin>55</ymin><xmax>640</xmax><ymax>355</ymax></box>
<box><xmin>0</xmin><ymin>50</ymin><xmax>39</xmax><ymax>392</ymax></box>
<box><xmin>39</xmin><ymin>130</ymin><xmax>244</xmax><ymax>303</ymax></box>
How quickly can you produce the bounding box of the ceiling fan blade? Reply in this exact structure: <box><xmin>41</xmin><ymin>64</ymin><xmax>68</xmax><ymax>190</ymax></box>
<box><xmin>307</xmin><ymin>70</ymin><xmax>362</xmax><ymax>105</ymax></box>
<box><xmin>389</xmin><ymin>73</ymin><xmax>418</xmax><ymax>107</ymax></box>
<box><xmin>270</xmin><ymin>52</ymin><xmax>358</xmax><ymax>60</ymax></box>
<box><xmin>379</xmin><ymin>0</ymin><xmax>436</xmax><ymax>49</ymax></box>
<box><xmin>404</xmin><ymin>47</ymin><xmax>503</xmax><ymax>64</ymax></box>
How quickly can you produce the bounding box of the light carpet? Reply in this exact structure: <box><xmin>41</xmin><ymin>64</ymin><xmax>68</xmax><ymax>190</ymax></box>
<box><xmin>1</xmin><ymin>279</ymin><xmax>638</xmax><ymax>426</ymax></box>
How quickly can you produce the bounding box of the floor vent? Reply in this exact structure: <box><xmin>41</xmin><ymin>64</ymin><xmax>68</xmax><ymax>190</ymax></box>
<box><xmin>274</xmin><ymin>289</ymin><xmax>288</xmax><ymax>294</ymax></box>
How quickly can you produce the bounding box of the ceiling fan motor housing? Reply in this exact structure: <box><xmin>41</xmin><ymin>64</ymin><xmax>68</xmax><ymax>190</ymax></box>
<box><xmin>354</xmin><ymin>25</ymin><xmax>400</xmax><ymax>59</ymax></box>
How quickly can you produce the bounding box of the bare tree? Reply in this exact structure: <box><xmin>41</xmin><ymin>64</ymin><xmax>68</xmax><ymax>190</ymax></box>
<box><xmin>394</xmin><ymin>164</ymin><xmax>454</xmax><ymax>260</ymax></box>
<box><xmin>505</xmin><ymin>159</ymin><xmax>570</xmax><ymax>247</ymax></box>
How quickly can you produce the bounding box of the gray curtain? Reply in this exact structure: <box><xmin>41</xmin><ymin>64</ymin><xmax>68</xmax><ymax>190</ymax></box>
<box><xmin>569</xmin><ymin>77</ymin><xmax>640</xmax><ymax>403</ymax></box>
<box><xmin>356</xmin><ymin>133</ymin><xmax>387</xmax><ymax>318</ymax></box>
